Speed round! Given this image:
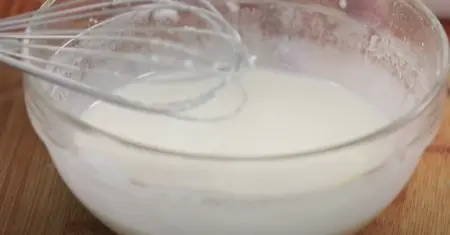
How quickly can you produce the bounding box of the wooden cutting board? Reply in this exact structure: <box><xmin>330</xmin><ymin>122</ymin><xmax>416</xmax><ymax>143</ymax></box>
<box><xmin>1</xmin><ymin>2</ymin><xmax>450</xmax><ymax>235</ymax></box>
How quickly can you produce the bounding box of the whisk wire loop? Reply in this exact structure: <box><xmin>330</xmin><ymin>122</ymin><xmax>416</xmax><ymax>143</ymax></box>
<box><xmin>0</xmin><ymin>0</ymin><xmax>249</xmax><ymax>121</ymax></box>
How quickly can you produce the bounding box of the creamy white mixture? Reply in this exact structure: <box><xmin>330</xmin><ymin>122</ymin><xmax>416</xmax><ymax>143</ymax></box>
<box><xmin>75</xmin><ymin>69</ymin><xmax>390</xmax><ymax>195</ymax></box>
<box><xmin>39</xmin><ymin>68</ymin><xmax>422</xmax><ymax>235</ymax></box>
<box><xmin>79</xmin><ymin>69</ymin><xmax>389</xmax><ymax>155</ymax></box>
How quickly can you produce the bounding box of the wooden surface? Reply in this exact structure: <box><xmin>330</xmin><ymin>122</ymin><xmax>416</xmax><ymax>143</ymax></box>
<box><xmin>1</xmin><ymin>3</ymin><xmax>450</xmax><ymax>235</ymax></box>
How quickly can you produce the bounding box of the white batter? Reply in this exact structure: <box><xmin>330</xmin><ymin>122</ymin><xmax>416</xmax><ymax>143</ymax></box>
<box><xmin>79</xmin><ymin>69</ymin><xmax>388</xmax><ymax>155</ymax></box>
<box><xmin>75</xmin><ymin>68</ymin><xmax>390</xmax><ymax>195</ymax></box>
<box><xmin>40</xmin><ymin>68</ymin><xmax>423</xmax><ymax>235</ymax></box>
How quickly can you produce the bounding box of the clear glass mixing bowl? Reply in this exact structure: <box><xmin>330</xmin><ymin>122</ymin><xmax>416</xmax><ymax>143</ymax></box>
<box><xmin>22</xmin><ymin>0</ymin><xmax>449</xmax><ymax>235</ymax></box>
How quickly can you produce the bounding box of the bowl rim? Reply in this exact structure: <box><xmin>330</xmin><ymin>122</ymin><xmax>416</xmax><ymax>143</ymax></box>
<box><xmin>23</xmin><ymin>0</ymin><xmax>450</xmax><ymax>162</ymax></box>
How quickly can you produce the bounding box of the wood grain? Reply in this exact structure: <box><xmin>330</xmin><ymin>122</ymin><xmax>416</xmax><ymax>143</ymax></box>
<box><xmin>1</xmin><ymin>2</ymin><xmax>450</xmax><ymax>235</ymax></box>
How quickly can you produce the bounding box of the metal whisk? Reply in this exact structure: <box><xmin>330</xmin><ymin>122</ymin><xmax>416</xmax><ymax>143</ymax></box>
<box><xmin>0</xmin><ymin>0</ymin><xmax>249</xmax><ymax>121</ymax></box>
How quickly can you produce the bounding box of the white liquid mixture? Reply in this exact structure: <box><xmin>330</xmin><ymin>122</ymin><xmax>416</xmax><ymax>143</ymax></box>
<box><xmin>75</xmin><ymin>68</ymin><xmax>391</xmax><ymax>195</ymax></box>
<box><xmin>41</xmin><ymin>68</ymin><xmax>422</xmax><ymax>235</ymax></box>
<box><xmin>80</xmin><ymin>69</ymin><xmax>387</xmax><ymax>156</ymax></box>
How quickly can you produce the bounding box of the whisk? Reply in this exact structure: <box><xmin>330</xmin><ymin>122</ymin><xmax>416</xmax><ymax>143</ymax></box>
<box><xmin>0</xmin><ymin>0</ymin><xmax>250</xmax><ymax>121</ymax></box>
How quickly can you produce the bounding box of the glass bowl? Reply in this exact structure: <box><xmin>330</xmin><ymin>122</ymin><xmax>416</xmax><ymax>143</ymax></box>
<box><xmin>22</xmin><ymin>0</ymin><xmax>449</xmax><ymax>235</ymax></box>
